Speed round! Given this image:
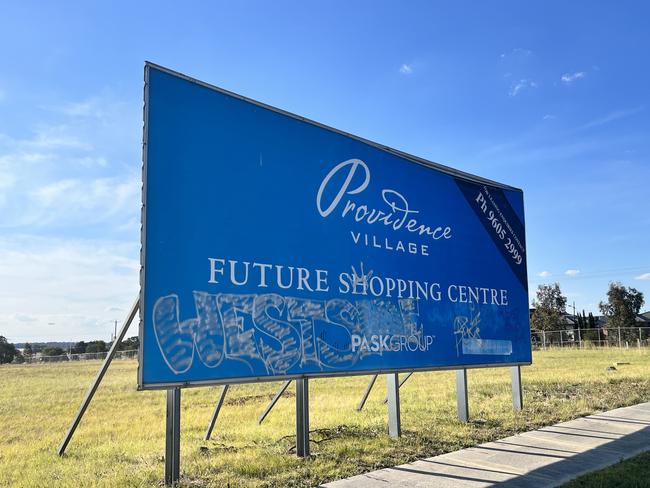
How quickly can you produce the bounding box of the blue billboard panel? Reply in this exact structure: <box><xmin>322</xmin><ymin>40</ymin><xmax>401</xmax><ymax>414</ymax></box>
<box><xmin>139</xmin><ymin>63</ymin><xmax>531</xmax><ymax>389</ymax></box>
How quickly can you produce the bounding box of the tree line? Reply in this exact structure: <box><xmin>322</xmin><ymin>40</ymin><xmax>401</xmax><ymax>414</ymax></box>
<box><xmin>531</xmin><ymin>281</ymin><xmax>645</xmax><ymax>332</ymax></box>
<box><xmin>0</xmin><ymin>336</ymin><xmax>140</xmax><ymax>365</ymax></box>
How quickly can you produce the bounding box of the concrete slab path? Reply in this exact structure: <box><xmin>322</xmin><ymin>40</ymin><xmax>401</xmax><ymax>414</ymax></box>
<box><xmin>321</xmin><ymin>401</ymin><xmax>650</xmax><ymax>487</ymax></box>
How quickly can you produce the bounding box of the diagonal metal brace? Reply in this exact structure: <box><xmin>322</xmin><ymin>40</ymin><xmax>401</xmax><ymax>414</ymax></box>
<box><xmin>58</xmin><ymin>297</ymin><xmax>139</xmax><ymax>456</ymax></box>
<box><xmin>356</xmin><ymin>375</ymin><xmax>378</xmax><ymax>411</ymax></box>
<box><xmin>382</xmin><ymin>372</ymin><xmax>413</xmax><ymax>404</ymax></box>
<box><xmin>258</xmin><ymin>380</ymin><xmax>292</xmax><ymax>424</ymax></box>
<box><xmin>204</xmin><ymin>385</ymin><xmax>229</xmax><ymax>440</ymax></box>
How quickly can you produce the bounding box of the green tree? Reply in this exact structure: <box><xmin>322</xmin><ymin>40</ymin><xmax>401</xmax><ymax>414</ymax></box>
<box><xmin>71</xmin><ymin>341</ymin><xmax>87</xmax><ymax>354</ymax></box>
<box><xmin>599</xmin><ymin>282</ymin><xmax>645</xmax><ymax>344</ymax></box>
<box><xmin>41</xmin><ymin>346</ymin><xmax>66</xmax><ymax>356</ymax></box>
<box><xmin>86</xmin><ymin>340</ymin><xmax>107</xmax><ymax>353</ymax></box>
<box><xmin>588</xmin><ymin>312</ymin><xmax>596</xmax><ymax>328</ymax></box>
<box><xmin>576</xmin><ymin>312</ymin><xmax>585</xmax><ymax>329</ymax></box>
<box><xmin>0</xmin><ymin>336</ymin><xmax>18</xmax><ymax>364</ymax></box>
<box><xmin>119</xmin><ymin>336</ymin><xmax>139</xmax><ymax>351</ymax></box>
<box><xmin>599</xmin><ymin>282</ymin><xmax>644</xmax><ymax>329</ymax></box>
<box><xmin>23</xmin><ymin>342</ymin><xmax>33</xmax><ymax>357</ymax></box>
<box><xmin>531</xmin><ymin>283</ymin><xmax>567</xmax><ymax>331</ymax></box>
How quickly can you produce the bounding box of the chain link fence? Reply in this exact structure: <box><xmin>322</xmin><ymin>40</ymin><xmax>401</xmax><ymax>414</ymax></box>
<box><xmin>531</xmin><ymin>327</ymin><xmax>650</xmax><ymax>349</ymax></box>
<box><xmin>21</xmin><ymin>349</ymin><xmax>138</xmax><ymax>364</ymax></box>
<box><xmin>16</xmin><ymin>329</ymin><xmax>650</xmax><ymax>363</ymax></box>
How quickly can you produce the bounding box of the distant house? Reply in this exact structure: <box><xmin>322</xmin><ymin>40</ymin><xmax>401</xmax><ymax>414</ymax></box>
<box><xmin>594</xmin><ymin>315</ymin><xmax>608</xmax><ymax>328</ymax></box>
<box><xmin>637</xmin><ymin>312</ymin><xmax>650</xmax><ymax>326</ymax></box>
<box><xmin>528</xmin><ymin>308</ymin><xmax>576</xmax><ymax>330</ymax></box>
<box><xmin>529</xmin><ymin>309</ymin><xmax>650</xmax><ymax>330</ymax></box>
<box><xmin>593</xmin><ymin>313</ymin><xmax>650</xmax><ymax>328</ymax></box>
<box><xmin>560</xmin><ymin>313</ymin><xmax>577</xmax><ymax>328</ymax></box>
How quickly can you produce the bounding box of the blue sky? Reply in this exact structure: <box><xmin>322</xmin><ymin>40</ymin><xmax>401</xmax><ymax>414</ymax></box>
<box><xmin>1</xmin><ymin>1</ymin><xmax>648</xmax><ymax>342</ymax></box>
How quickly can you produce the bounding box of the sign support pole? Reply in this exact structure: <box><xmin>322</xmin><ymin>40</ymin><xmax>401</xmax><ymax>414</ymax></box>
<box><xmin>295</xmin><ymin>378</ymin><xmax>309</xmax><ymax>457</ymax></box>
<box><xmin>356</xmin><ymin>375</ymin><xmax>378</xmax><ymax>411</ymax></box>
<box><xmin>58</xmin><ymin>297</ymin><xmax>139</xmax><ymax>456</ymax></box>
<box><xmin>456</xmin><ymin>369</ymin><xmax>469</xmax><ymax>423</ymax></box>
<box><xmin>204</xmin><ymin>385</ymin><xmax>229</xmax><ymax>440</ymax></box>
<box><xmin>511</xmin><ymin>365</ymin><xmax>523</xmax><ymax>411</ymax></box>
<box><xmin>165</xmin><ymin>388</ymin><xmax>181</xmax><ymax>486</ymax></box>
<box><xmin>386</xmin><ymin>373</ymin><xmax>401</xmax><ymax>438</ymax></box>
<box><xmin>258</xmin><ymin>380</ymin><xmax>292</xmax><ymax>424</ymax></box>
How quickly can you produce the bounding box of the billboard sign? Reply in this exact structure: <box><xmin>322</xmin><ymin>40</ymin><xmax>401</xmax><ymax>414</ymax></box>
<box><xmin>139</xmin><ymin>63</ymin><xmax>531</xmax><ymax>389</ymax></box>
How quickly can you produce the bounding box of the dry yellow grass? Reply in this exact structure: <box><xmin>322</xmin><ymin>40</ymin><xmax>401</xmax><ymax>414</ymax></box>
<box><xmin>1</xmin><ymin>348</ymin><xmax>649</xmax><ymax>487</ymax></box>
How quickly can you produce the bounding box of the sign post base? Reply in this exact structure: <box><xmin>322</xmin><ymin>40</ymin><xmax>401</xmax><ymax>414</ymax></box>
<box><xmin>296</xmin><ymin>378</ymin><xmax>309</xmax><ymax>457</ymax></box>
<box><xmin>456</xmin><ymin>369</ymin><xmax>469</xmax><ymax>423</ymax></box>
<box><xmin>387</xmin><ymin>373</ymin><xmax>401</xmax><ymax>438</ymax></box>
<box><xmin>165</xmin><ymin>388</ymin><xmax>181</xmax><ymax>486</ymax></box>
<box><xmin>511</xmin><ymin>365</ymin><xmax>523</xmax><ymax>411</ymax></box>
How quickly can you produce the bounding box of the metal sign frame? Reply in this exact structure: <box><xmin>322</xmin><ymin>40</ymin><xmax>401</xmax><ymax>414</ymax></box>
<box><xmin>138</xmin><ymin>62</ymin><xmax>531</xmax><ymax>391</ymax></box>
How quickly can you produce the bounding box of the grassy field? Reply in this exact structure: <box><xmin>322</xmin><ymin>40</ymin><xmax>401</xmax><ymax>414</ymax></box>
<box><xmin>1</xmin><ymin>348</ymin><xmax>649</xmax><ymax>487</ymax></box>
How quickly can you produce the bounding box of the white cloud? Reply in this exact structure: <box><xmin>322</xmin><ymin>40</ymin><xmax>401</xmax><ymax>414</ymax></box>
<box><xmin>24</xmin><ymin>176</ymin><xmax>140</xmax><ymax>228</ymax></box>
<box><xmin>399</xmin><ymin>64</ymin><xmax>413</xmax><ymax>75</ymax></box>
<box><xmin>635</xmin><ymin>272</ymin><xmax>650</xmax><ymax>281</ymax></box>
<box><xmin>543</xmin><ymin>114</ymin><xmax>556</xmax><ymax>120</ymax></box>
<box><xmin>31</xmin><ymin>125</ymin><xmax>92</xmax><ymax>150</ymax></box>
<box><xmin>580</xmin><ymin>106</ymin><xmax>644</xmax><ymax>130</ymax></box>
<box><xmin>561</xmin><ymin>71</ymin><xmax>585</xmax><ymax>84</ymax></box>
<box><xmin>0</xmin><ymin>93</ymin><xmax>141</xmax><ymax>229</ymax></box>
<box><xmin>0</xmin><ymin>170</ymin><xmax>16</xmax><ymax>190</ymax></box>
<box><xmin>74</xmin><ymin>156</ymin><xmax>108</xmax><ymax>167</ymax></box>
<box><xmin>60</xmin><ymin>99</ymin><xmax>105</xmax><ymax>118</ymax></box>
<box><xmin>565</xmin><ymin>269</ymin><xmax>581</xmax><ymax>276</ymax></box>
<box><xmin>537</xmin><ymin>271</ymin><xmax>551</xmax><ymax>278</ymax></box>
<box><xmin>0</xmin><ymin>235</ymin><xmax>139</xmax><ymax>342</ymax></box>
<box><xmin>0</xmin><ymin>149</ymin><xmax>49</xmax><ymax>207</ymax></box>
<box><xmin>500</xmin><ymin>48</ymin><xmax>532</xmax><ymax>59</ymax></box>
<box><xmin>49</xmin><ymin>93</ymin><xmax>132</xmax><ymax>121</ymax></box>
<box><xmin>31</xmin><ymin>178</ymin><xmax>78</xmax><ymax>204</ymax></box>
<box><xmin>509</xmin><ymin>79</ymin><xmax>538</xmax><ymax>97</ymax></box>
<box><xmin>11</xmin><ymin>313</ymin><xmax>37</xmax><ymax>323</ymax></box>
<box><xmin>105</xmin><ymin>306</ymin><xmax>125</xmax><ymax>314</ymax></box>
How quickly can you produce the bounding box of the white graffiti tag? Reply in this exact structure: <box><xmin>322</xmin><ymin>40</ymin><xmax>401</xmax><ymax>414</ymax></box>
<box><xmin>152</xmin><ymin>291</ymin><xmax>428</xmax><ymax>375</ymax></box>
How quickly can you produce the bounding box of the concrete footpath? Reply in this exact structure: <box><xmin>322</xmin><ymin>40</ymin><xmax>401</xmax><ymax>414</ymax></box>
<box><xmin>322</xmin><ymin>401</ymin><xmax>650</xmax><ymax>487</ymax></box>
